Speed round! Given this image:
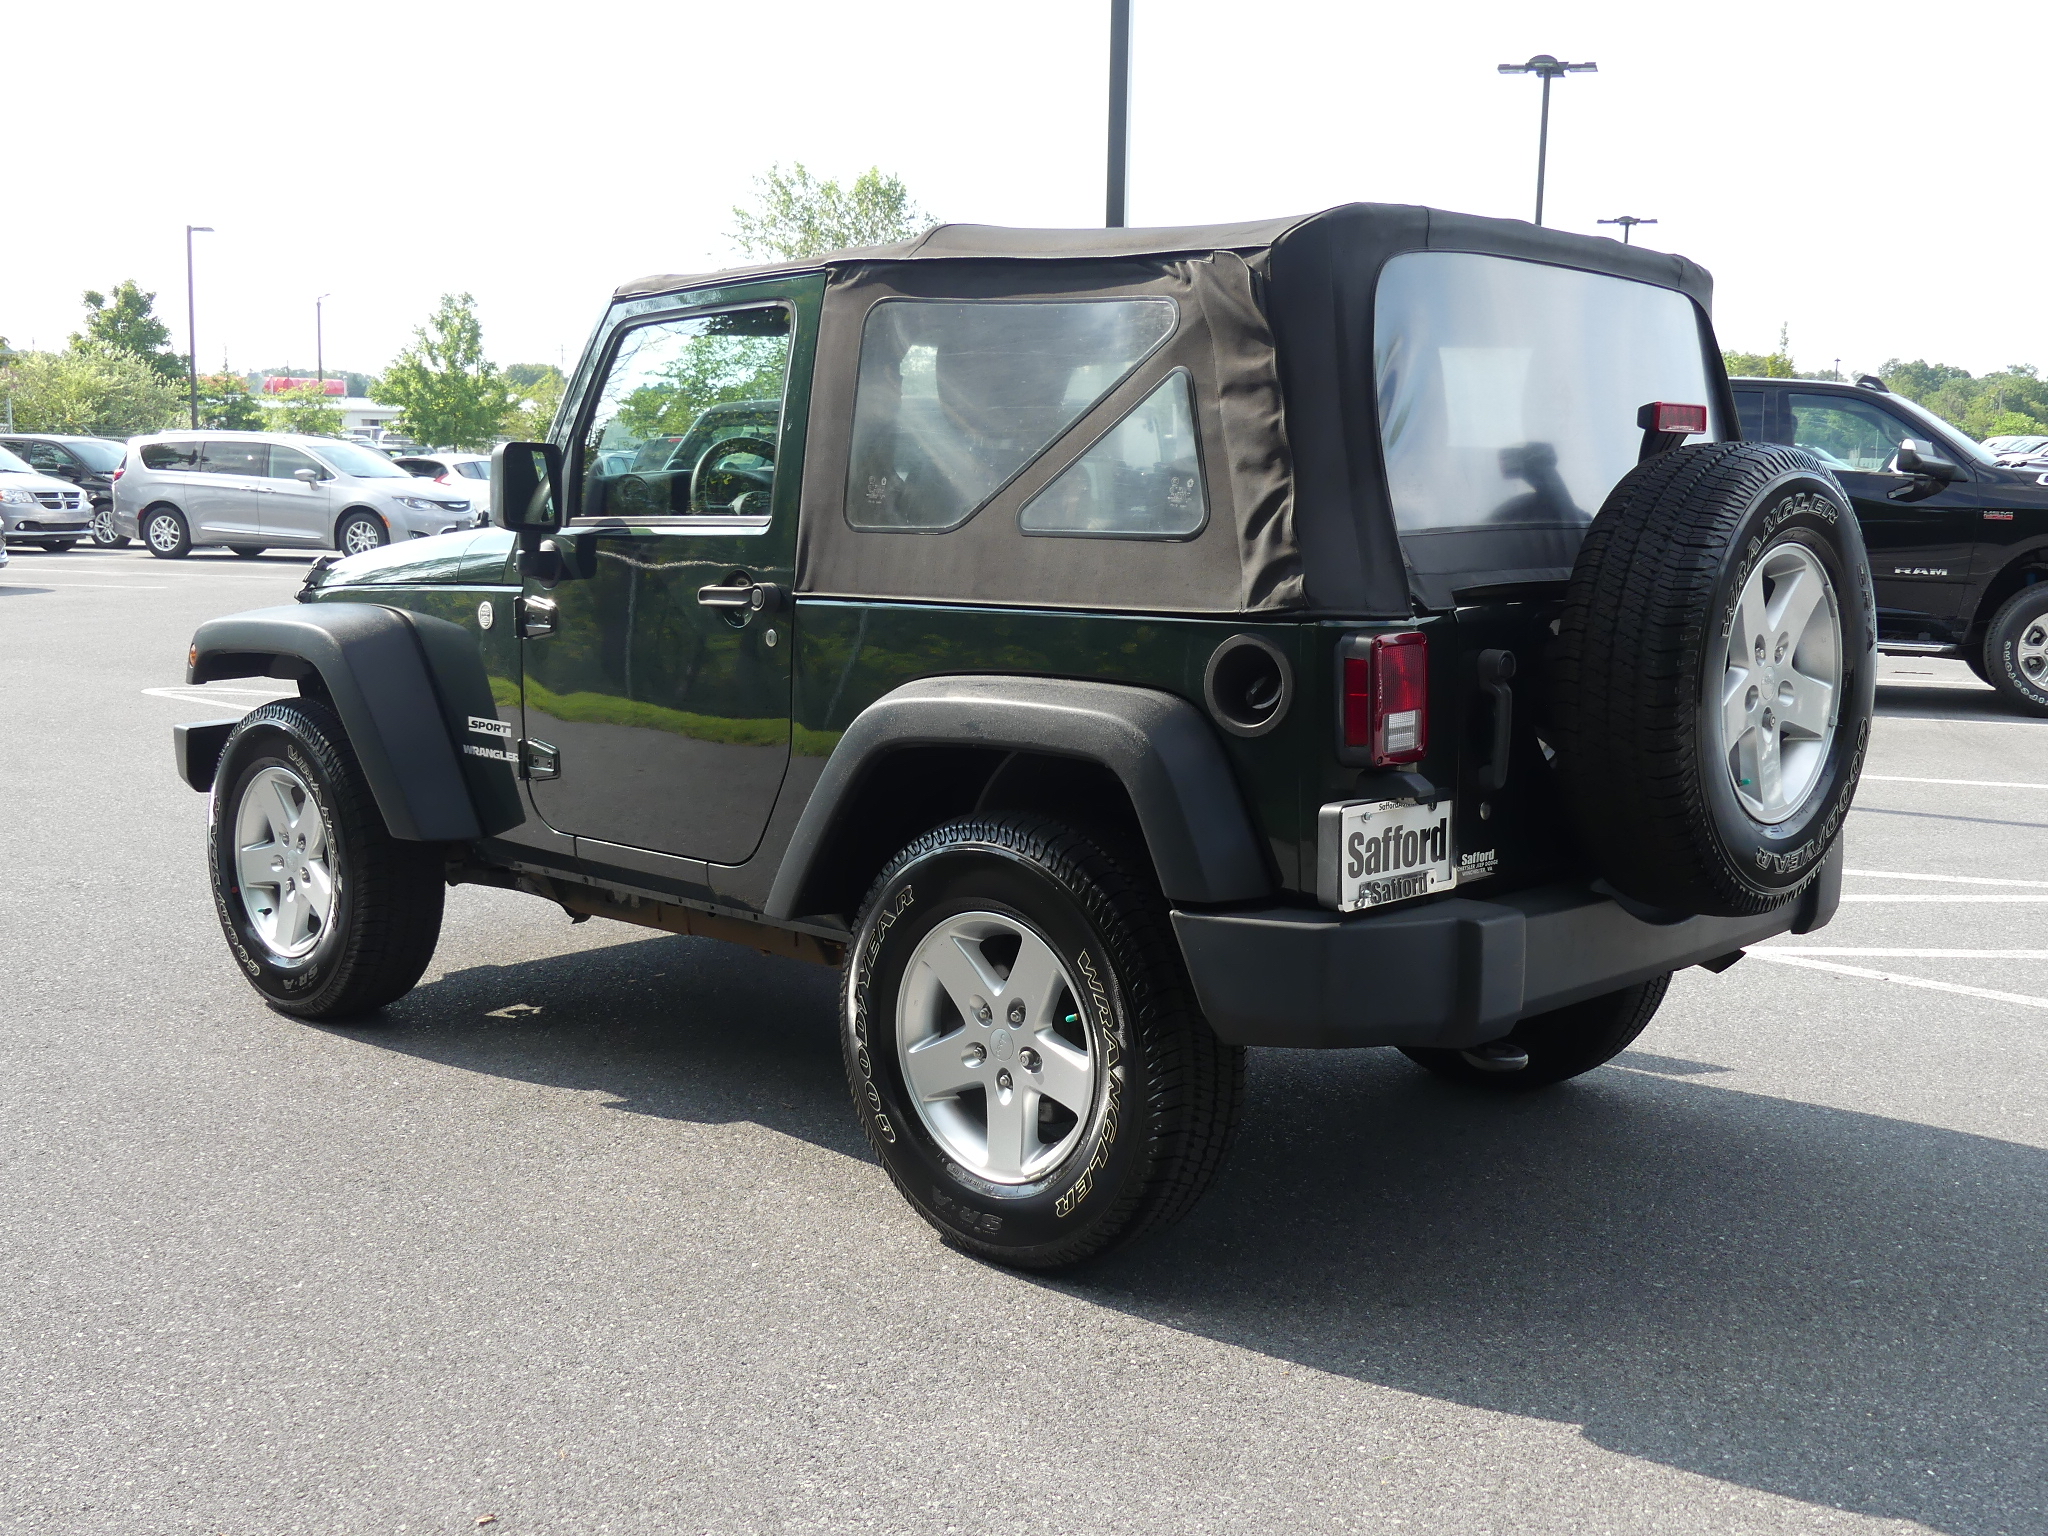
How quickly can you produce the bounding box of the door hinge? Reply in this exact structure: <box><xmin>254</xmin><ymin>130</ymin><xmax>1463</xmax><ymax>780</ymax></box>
<box><xmin>517</xmin><ymin>595</ymin><xmax>559</xmax><ymax>639</ymax></box>
<box><xmin>521</xmin><ymin>739</ymin><xmax>560</xmax><ymax>780</ymax></box>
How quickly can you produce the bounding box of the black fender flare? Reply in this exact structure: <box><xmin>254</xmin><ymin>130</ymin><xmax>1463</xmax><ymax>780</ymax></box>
<box><xmin>763</xmin><ymin>675</ymin><xmax>1275</xmax><ymax>918</ymax></box>
<box><xmin>185</xmin><ymin>603</ymin><xmax>517</xmax><ymax>841</ymax></box>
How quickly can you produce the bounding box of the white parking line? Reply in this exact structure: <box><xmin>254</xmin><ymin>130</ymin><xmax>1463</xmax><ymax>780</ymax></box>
<box><xmin>1846</xmin><ymin>868</ymin><xmax>2048</xmax><ymax>888</ymax></box>
<box><xmin>1747</xmin><ymin>952</ymin><xmax>2048</xmax><ymax>1011</ymax></box>
<box><xmin>1838</xmin><ymin>895</ymin><xmax>2048</xmax><ymax>903</ymax></box>
<box><xmin>1764</xmin><ymin>947</ymin><xmax>2048</xmax><ymax>959</ymax></box>
<box><xmin>2</xmin><ymin>579</ymin><xmax>168</xmax><ymax>590</ymax></box>
<box><xmin>1861</xmin><ymin>774</ymin><xmax>2048</xmax><ymax>790</ymax></box>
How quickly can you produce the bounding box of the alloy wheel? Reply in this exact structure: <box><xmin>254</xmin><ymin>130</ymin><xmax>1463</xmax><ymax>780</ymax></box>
<box><xmin>232</xmin><ymin>765</ymin><xmax>336</xmax><ymax>959</ymax></box>
<box><xmin>1717</xmin><ymin>541</ymin><xmax>1842</xmax><ymax>824</ymax></box>
<box><xmin>895</xmin><ymin>911</ymin><xmax>1096</xmax><ymax>1184</ymax></box>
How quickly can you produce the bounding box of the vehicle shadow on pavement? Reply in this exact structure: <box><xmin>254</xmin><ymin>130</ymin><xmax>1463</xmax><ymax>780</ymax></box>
<box><xmin>354</xmin><ymin>942</ymin><xmax>2042</xmax><ymax>1535</ymax></box>
<box><xmin>352</xmin><ymin>933</ymin><xmax>870</xmax><ymax>1160</ymax></box>
<box><xmin>1876</xmin><ymin>682</ymin><xmax>2038</xmax><ymax>723</ymax></box>
<box><xmin>1073</xmin><ymin>1048</ymin><xmax>2047</xmax><ymax>1536</ymax></box>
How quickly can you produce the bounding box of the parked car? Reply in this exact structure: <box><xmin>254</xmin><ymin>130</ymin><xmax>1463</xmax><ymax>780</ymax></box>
<box><xmin>391</xmin><ymin>452</ymin><xmax>494</xmax><ymax>518</ymax></box>
<box><xmin>1732</xmin><ymin>375</ymin><xmax>2048</xmax><ymax>712</ymax></box>
<box><xmin>1982</xmin><ymin>434</ymin><xmax>2048</xmax><ymax>460</ymax></box>
<box><xmin>0</xmin><ymin>441</ymin><xmax>94</xmax><ymax>551</ymax></box>
<box><xmin>0</xmin><ymin>434</ymin><xmax>127</xmax><ymax>545</ymax></box>
<box><xmin>113</xmin><ymin>432</ymin><xmax>478</xmax><ymax>558</ymax></box>
<box><xmin>177</xmin><ymin>205</ymin><xmax>1873</xmax><ymax>1269</ymax></box>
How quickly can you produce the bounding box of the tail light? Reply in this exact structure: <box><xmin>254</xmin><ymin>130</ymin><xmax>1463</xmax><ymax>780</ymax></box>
<box><xmin>1637</xmin><ymin>401</ymin><xmax>1707</xmax><ymax>435</ymax></box>
<box><xmin>1342</xmin><ymin>631</ymin><xmax>1428</xmax><ymax>765</ymax></box>
<box><xmin>435</xmin><ymin>473</ymin><xmax>451</xmax><ymax>484</ymax></box>
<box><xmin>111</xmin><ymin>463</ymin><xmax>125</xmax><ymax>480</ymax></box>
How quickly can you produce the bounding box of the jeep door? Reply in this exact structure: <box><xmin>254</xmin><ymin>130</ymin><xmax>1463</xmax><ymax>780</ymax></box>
<box><xmin>519</xmin><ymin>278</ymin><xmax>817</xmax><ymax>864</ymax></box>
<box><xmin>1773</xmin><ymin>391</ymin><xmax>1981</xmax><ymax>636</ymax></box>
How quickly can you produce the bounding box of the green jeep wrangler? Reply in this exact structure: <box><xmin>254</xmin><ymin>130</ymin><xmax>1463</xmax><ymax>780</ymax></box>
<box><xmin>177</xmin><ymin>205</ymin><xmax>1876</xmax><ymax>1269</ymax></box>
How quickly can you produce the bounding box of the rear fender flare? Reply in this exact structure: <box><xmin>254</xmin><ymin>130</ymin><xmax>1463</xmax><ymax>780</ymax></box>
<box><xmin>187</xmin><ymin>602</ymin><xmax>514</xmax><ymax>840</ymax></box>
<box><xmin>764</xmin><ymin>676</ymin><xmax>1275</xmax><ymax>918</ymax></box>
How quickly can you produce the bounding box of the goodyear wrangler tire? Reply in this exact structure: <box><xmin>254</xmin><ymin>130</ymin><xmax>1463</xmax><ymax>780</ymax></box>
<box><xmin>208</xmin><ymin>699</ymin><xmax>445</xmax><ymax>1020</ymax></box>
<box><xmin>1549</xmin><ymin>443</ymin><xmax>1876</xmax><ymax>917</ymax></box>
<box><xmin>842</xmin><ymin>815</ymin><xmax>1245</xmax><ymax>1270</ymax></box>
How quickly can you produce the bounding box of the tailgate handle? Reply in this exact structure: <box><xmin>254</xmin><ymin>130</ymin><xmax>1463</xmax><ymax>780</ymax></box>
<box><xmin>1476</xmin><ymin>649</ymin><xmax>1516</xmax><ymax>793</ymax></box>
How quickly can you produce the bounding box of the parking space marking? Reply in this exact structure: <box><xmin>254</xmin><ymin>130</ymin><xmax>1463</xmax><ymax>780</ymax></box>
<box><xmin>1764</xmin><ymin>947</ymin><xmax>2048</xmax><ymax>959</ymax></box>
<box><xmin>1847</xmin><ymin>868</ymin><xmax>2048</xmax><ymax>888</ymax></box>
<box><xmin>1839</xmin><ymin>894</ymin><xmax>2048</xmax><ymax>903</ymax></box>
<box><xmin>1</xmin><ymin>579</ymin><xmax>168</xmax><ymax>591</ymax></box>
<box><xmin>1861</xmin><ymin>774</ymin><xmax>2048</xmax><ymax>790</ymax></box>
<box><xmin>1747</xmin><ymin>952</ymin><xmax>2048</xmax><ymax>1011</ymax></box>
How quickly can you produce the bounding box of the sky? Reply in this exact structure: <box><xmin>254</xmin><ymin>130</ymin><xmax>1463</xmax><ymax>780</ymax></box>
<box><xmin>4</xmin><ymin>0</ymin><xmax>2034</xmax><ymax>384</ymax></box>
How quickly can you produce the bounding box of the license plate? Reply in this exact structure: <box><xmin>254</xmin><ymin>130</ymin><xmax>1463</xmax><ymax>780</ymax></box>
<box><xmin>1317</xmin><ymin>798</ymin><xmax>1456</xmax><ymax>913</ymax></box>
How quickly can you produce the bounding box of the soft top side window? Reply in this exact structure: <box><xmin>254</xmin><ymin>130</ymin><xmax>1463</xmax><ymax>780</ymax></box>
<box><xmin>846</xmin><ymin>297</ymin><xmax>1178</xmax><ymax>532</ymax></box>
<box><xmin>1019</xmin><ymin>369</ymin><xmax>1207</xmax><ymax>540</ymax></box>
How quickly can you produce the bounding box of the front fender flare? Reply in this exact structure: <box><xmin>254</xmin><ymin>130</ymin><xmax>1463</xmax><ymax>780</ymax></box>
<box><xmin>187</xmin><ymin>603</ymin><xmax>509</xmax><ymax>841</ymax></box>
<box><xmin>764</xmin><ymin>675</ymin><xmax>1275</xmax><ymax>919</ymax></box>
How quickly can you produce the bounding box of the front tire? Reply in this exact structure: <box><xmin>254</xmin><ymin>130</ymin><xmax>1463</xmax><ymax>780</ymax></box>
<box><xmin>39</xmin><ymin>539</ymin><xmax>78</xmax><ymax>553</ymax></box>
<box><xmin>843</xmin><ymin>815</ymin><xmax>1244</xmax><ymax>1269</ymax></box>
<box><xmin>336</xmin><ymin>512</ymin><xmax>387</xmax><ymax>555</ymax></box>
<box><xmin>143</xmin><ymin>506</ymin><xmax>191</xmax><ymax>559</ymax></box>
<box><xmin>91</xmin><ymin>506</ymin><xmax>128</xmax><ymax>548</ymax></box>
<box><xmin>1402</xmin><ymin>975</ymin><xmax>1671</xmax><ymax>1090</ymax></box>
<box><xmin>209</xmin><ymin>700</ymin><xmax>445</xmax><ymax>1020</ymax></box>
<box><xmin>229</xmin><ymin>545</ymin><xmax>266</xmax><ymax>559</ymax></box>
<box><xmin>1983</xmin><ymin>584</ymin><xmax>2048</xmax><ymax>716</ymax></box>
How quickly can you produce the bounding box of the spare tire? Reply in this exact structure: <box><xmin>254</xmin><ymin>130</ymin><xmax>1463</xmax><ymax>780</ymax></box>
<box><xmin>1548</xmin><ymin>442</ymin><xmax>1875</xmax><ymax>918</ymax></box>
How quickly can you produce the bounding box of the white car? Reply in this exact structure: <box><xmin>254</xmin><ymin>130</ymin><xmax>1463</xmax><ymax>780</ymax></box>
<box><xmin>0</xmin><ymin>442</ymin><xmax>94</xmax><ymax>551</ymax></box>
<box><xmin>391</xmin><ymin>452</ymin><xmax>492</xmax><ymax>516</ymax></box>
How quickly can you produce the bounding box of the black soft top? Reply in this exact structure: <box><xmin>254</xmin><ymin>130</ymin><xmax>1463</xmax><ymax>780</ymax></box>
<box><xmin>618</xmin><ymin>205</ymin><xmax>1718</xmax><ymax>618</ymax></box>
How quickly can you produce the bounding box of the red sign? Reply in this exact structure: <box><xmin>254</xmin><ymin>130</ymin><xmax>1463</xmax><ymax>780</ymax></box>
<box><xmin>261</xmin><ymin>377</ymin><xmax>347</xmax><ymax>396</ymax></box>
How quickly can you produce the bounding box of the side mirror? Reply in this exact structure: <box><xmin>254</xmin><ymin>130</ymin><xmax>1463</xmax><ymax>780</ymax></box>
<box><xmin>294</xmin><ymin>467</ymin><xmax>321</xmax><ymax>484</ymax></box>
<box><xmin>1895</xmin><ymin>440</ymin><xmax>1960</xmax><ymax>483</ymax></box>
<box><xmin>491</xmin><ymin>441</ymin><xmax>571</xmax><ymax>580</ymax></box>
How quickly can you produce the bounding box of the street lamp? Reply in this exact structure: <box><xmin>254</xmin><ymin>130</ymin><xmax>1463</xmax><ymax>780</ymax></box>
<box><xmin>1106</xmin><ymin>0</ymin><xmax>1131</xmax><ymax>228</ymax></box>
<box><xmin>1598</xmin><ymin>214</ymin><xmax>1656</xmax><ymax>245</ymax></box>
<box><xmin>185</xmin><ymin>225</ymin><xmax>214</xmax><ymax>429</ymax></box>
<box><xmin>316</xmin><ymin>294</ymin><xmax>331</xmax><ymax>387</ymax></box>
<box><xmin>1497</xmin><ymin>54</ymin><xmax>1596</xmax><ymax>227</ymax></box>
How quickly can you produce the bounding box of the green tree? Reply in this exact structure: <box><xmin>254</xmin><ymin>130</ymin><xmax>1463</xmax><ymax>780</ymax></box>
<box><xmin>730</xmin><ymin>163</ymin><xmax>932</xmax><ymax>260</ymax></box>
<box><xmin>372</xmin><ymin>294</ymin><xmax>515</xmax><ymax>450</ymax></box>
<box><xmin>195</xmin><ymin>372</ymin><xmax>263</xmax><ymax>431</ymax></box>
<box><xmin>71</xmin><ymin>280</ymin><xmax>185</xmax><ymax>382</ymax></box>
<box><xmin>1881</xmin><ymin>359</ymin><xmax>2048</xmax><ymax>440</ymax></box>
<box><xmin>260</xmin><ymin>383</ymin><xmax>345</xmax><ymax>436</ymax></box>
<box><xmin>504</xmin><ymin>363</ymin><xmax>565</xmax><ymax>440</ymax></box>
<box><xmin>0</xmin><ymin>348</ymin><xmax>183</xmax><ymax>436</ymax></box>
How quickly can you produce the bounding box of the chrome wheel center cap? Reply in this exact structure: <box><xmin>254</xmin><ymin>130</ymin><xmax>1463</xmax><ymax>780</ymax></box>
<box><xmin>989</xmin><ymin>1028</ymin><xmax>1016</xmax><ymax>1062</ymax></box>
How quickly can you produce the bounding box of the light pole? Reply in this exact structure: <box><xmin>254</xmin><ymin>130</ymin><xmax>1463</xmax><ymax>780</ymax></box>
<box><xmin>1497</xmin><ymin>54</ymin><xmax>1596</xmax><ymax>227</ymax></box>
<box><xmin>1106</xmin><ymin>0</ymin><xmax>1131</xmax><ymax>228</ymax></box>
<box><xmin>185</xmin><ymin>225</ymin><xmax>214</xmax><ymax>428</ymax></box>
<box><xmin>316</xmin><ymin>294</ymin><xmax>331</xmax><ymax>387</ymax></box>
<box><xmin>1598</xmin><ymin>215</ymin><xmax>1656</xmax><ymax>245</ymax></box>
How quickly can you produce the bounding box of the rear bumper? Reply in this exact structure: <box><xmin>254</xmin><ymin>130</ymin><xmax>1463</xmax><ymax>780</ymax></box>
<box><xmin>1173</xmin><ymin>850</ymin><xmax>1841</xmax><ymax>1049</ymax></box>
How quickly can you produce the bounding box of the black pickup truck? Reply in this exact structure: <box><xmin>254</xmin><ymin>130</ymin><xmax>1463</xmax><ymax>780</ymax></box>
<box><xmin>175</xmin><ymin>206</ymin><xmax>1874</xmax><ymax>1268</ymax></box>
<box><xmin>1733</xmin><ymin>375</ymin><xmax>2048</xmax><ymax>713</ymax></box>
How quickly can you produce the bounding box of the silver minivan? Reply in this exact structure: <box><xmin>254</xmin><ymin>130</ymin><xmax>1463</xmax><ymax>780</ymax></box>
<box><xmin>114</xmin><ymin>432</ymin><xmax>483</xmax><ymax>559</ymax></box>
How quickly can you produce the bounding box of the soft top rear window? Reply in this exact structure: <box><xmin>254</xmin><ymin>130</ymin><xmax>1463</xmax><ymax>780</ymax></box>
<box><xmin>1374</xmin><ymin>252</ymin><xmax>1718</xmax><ymax>599</ymax></box>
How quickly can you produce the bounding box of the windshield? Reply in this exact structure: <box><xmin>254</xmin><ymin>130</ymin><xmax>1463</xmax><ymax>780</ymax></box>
<box><xmin>66</xmin><ymin>439</ymin><xmax>127</xmax><ymax>471</ymax></box>
<box><xmin>309</xmin><ymin>440</ymin><xmax>409</xmax><ymax>478</ymax></box>
<box><xmin>0</xmin><ymin>445</ymin><xmax>34</xmax><ymax>474</ymax></box>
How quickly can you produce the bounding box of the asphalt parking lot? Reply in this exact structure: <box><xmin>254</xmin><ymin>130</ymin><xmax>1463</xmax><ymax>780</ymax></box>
<box><xmin>3</xmin><ymin>542</ymin><xmax>2045</xmax><ymax>1536</ymax></box>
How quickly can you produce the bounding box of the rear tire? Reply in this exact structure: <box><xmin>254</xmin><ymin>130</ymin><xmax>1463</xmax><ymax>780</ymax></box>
<box><xmin>1401</xmin><ymin>975</ymin><xmax>1671</xmax><ymax>1090</ymax></box>
<box><xmin>209</xmin><ymin>699</ymin><xmax>444</xmax><ymax>1020</ymax></box>
<box><xmin>1549</xmin><ymin>443</ymin><xmax>1876</xmax><ymax>917</ymax></box>
<box><xmin>843</xmin><ymin>814</ymin><xmax>1244</xmax><ymax>1269</ymax></box>
<box><xmin>90</xmin><ymin>506</ymin><xmax>128</xmax><ymax>548</ymax></box>
<box><xmin>1983</xmin><ymin>584</ymin><xmax>2048</xmax><ymax>717</ymax></box>
<box><xmin>39</xmin><ymin>539</ymin><xmax>78</xmax><ymax>553</ymax></box>
<box><xmin>143</xmin><ymin>506</ymin><xmax>191</xmax><ymax>559</ymax></box>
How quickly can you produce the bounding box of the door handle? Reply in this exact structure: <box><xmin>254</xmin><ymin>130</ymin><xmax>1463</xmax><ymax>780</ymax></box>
<box><xmin>517</xmin><ymin>595</ymin><xmax>558</xmax><ymax>639</ymax></box>
<box><xmin>695</xmin><ymin>578</ymin><xmax>784</xmax><ymax>615</ymax></box>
